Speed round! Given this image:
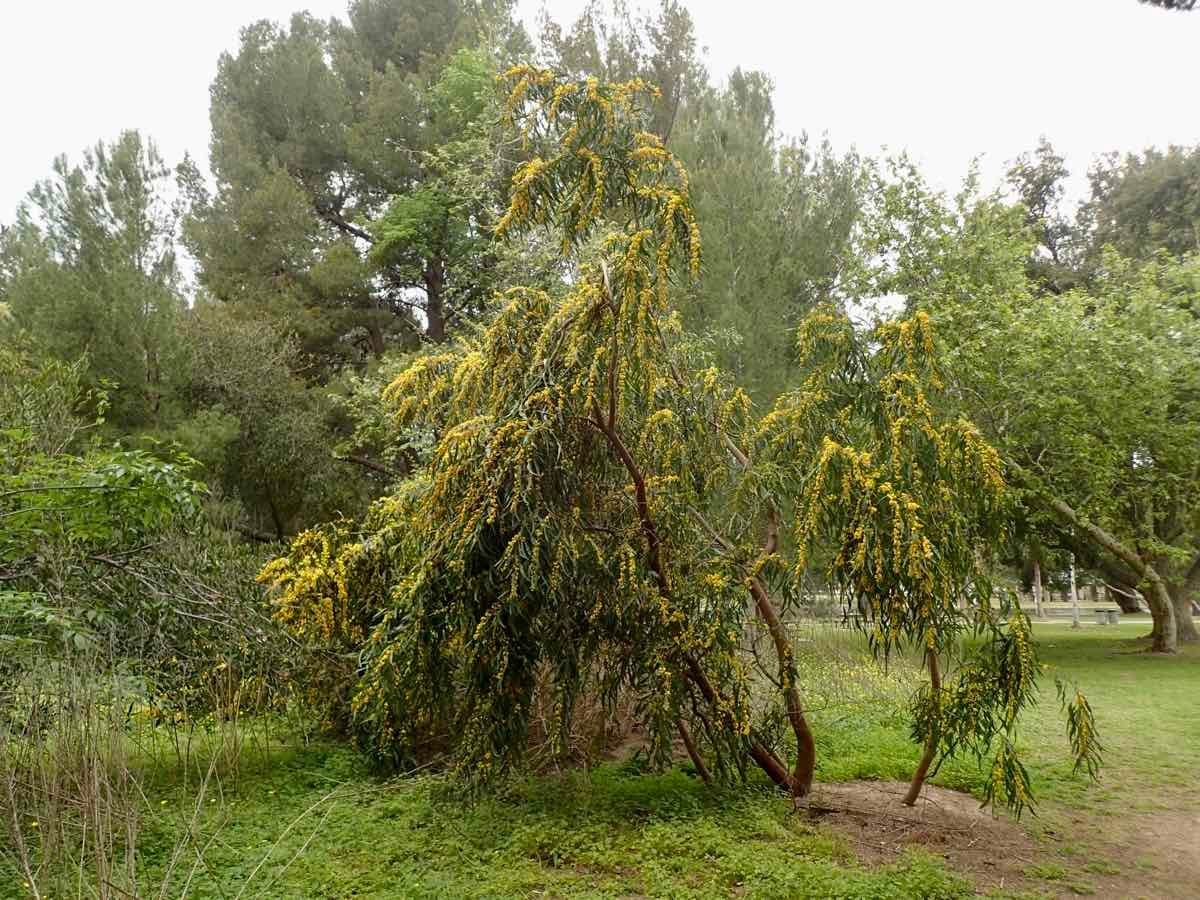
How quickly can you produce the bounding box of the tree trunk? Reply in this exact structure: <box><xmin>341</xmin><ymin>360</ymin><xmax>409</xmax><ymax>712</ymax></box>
<box><xmin>1170</xmin><ymin>584</ymin><xmax>1199</xmax><ymax>643</ymax></box>
<box><xmin>903</xmin><ymin>649</ymin><xmax>941</xmax><ymax>806</ymax></box>
<box><xmin>366</xmin><ymin>321</ymin><xmax>386</xmax><ymax>356</ymax></box>
<box><xmin>677</xmin><ymin>720</ymin><xmax>711</xmax><ymax>784</ymax></box>
<box><xmin>1069</xmin><ymin>552</ymin><xmax>1080</xmax><ymax>629</ymax></box>
<box><xmin>424</xmin><ymin>260</ymin><xmax>446</xmax><ymax>343</ymax></box>
<box><xmin>1140</xmin><ymin>572</ymin><xmax>1176</xmax><ymax>651</ymax></box>
<box><xmin>1171</xmin><ymin>553</ymin><xmax>1200</xmax><ymax>642</ymax></box>
<box><xmin>1032</xmin><ymin>560</ymin><xmax>1043</xmax><ymax>618</ymax></box>
<box><xmin>746</xmin><ymin>544</ymin><xmax>816</xmax><ymax>795</ymax></box>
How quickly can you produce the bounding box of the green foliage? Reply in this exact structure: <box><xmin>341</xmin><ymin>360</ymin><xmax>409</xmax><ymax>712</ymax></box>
<box><xmin>0</xmin><ymin>344</ymin><xmax>294</xmax><ymax>725</ymax></box>
<box><xmin>0</xmin><ymin>347</ymin><xmax>203</xmax><ymax>654</ymax></box>
<box><xmin>671</xmin><ymin>71</ymin><xmax>869</xmax><ymax>403</ymax></box>
<box><xmin>1006</xmin><ymin>138</ymin><xmax>1085</xmax><ymax>293</ymax></box>
<box><xmin>856</xmin><ymin>160</ymin><xmax>1200</xmax><ymax>649</ymax></box>
<box><xmin>188</xmin><ymin>2</ymin><xmax>529</xmax><ymax>356</ymax></box>
<box><xmin>0</xmin><ymin>131</ymin><xmax>183</xmax><ymax>430</ymax></box>
<box><xmin>1081</xmin><ymin>144</ymin><xmax>1200</xmax><ymax>263</ymax></box>
<box><xmin>172</xmin><ymin>302</ymin><xmax>369</xmax><ymax>538</ymax></box>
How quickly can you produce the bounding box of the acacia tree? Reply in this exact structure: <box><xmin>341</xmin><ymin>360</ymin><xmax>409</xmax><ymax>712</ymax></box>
<box><xmin>263</xmin><ymin>70</ymin><xmax>1091</xmax><ymax>808</ymax></box>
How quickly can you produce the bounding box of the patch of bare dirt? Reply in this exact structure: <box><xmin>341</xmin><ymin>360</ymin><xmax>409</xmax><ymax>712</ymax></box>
<box><xmin>804</xmin><ymin>783</ymin><xmax>1199</xmax><ymax>899</ymax></box>
<box><xmin>803</xmin><ymin>782</ymin><xmax>1043</xmax><ymax>895</ymax></box>
<box><xmin>1056</xmin><ymin>808</ymin><xmax>1200</xmax><ymax>900</ymax></box>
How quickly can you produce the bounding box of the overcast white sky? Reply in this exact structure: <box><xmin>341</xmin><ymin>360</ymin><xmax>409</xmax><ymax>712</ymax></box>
<box><xmin>2</xmin><ymin>0</ymin><xmax>1197</xmax><ymax>222</ymax></box>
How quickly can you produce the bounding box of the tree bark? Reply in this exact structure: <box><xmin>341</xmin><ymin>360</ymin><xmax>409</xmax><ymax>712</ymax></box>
<box><xmin>677</xmin><ymin>720</ymin><xmax>711</xmax><ymax>784</ymax></box>
<box><xmin>747</xmin><ymin>510</ymin><xmax>816</xmax><ymax>796</ymax></box>
<box><xmin>1171</xmin><ymin>587</ymin><xmax>1198</xmax><ymax>642</ymax></box>
<box><xmin>1069</xmin><ymin>552</ymin><xmax>1081</xmax><ymax>629</ymax></box>
<box><xmin>1032</xmin><ymin>559</ymin><xmax>1043</xmax><ymax>618</ymax></box>
<box><xmin>903</xmin><ymin>649</ymin><xmax>941</xmax><ymax>806</ymax></box>
<box><xmin>1170</xmin><ymin>552</ymin><xmax>1200</xmax><ymax>642</ymax></box>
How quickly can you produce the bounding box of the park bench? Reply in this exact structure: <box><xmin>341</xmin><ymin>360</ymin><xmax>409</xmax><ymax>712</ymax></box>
<box><xmin>1040</xmin><ymin>603</ymin><xmax>1121</xmax><ymax>625</ymax></box>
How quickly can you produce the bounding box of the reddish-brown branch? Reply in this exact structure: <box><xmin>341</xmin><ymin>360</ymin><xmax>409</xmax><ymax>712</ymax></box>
<box><xmin>587</xmin><ymin>397</ymin><xmax>790</xmax><ymax>790</ymax></box>
<box><xmin>677</xmin><ymin>720</ymin><xmax>712</xmax><ymax>784</ymax></box>
<box><xmin>747</xmin><ymin>508</ymin><xmax>816</xmax><ymax>796</ymax></box>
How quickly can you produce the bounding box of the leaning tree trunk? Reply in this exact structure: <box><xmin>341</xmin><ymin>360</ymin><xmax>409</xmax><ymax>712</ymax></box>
<box><xmin>903</xmin><ymin>649</ymin><xmax>941</xmax><ymax>806</ymax></box>
<box><xmin>1138</xmin><ymin>570</ymin><xmax>1176</xmax><ymax>652</ymax></box>
<box><xmin>1042</xmin><ymin>495</ymin><xmax>1176</xmax><ymax>652</ymax></box>
<box><xmin>1170</xmin><ymin>553</ymin><xmax>1200</xmax><ymax>643</ymax></box>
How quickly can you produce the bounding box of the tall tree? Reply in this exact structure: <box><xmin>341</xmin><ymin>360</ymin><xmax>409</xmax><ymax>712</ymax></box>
<box><xmin>671</xmin><ymin>68</ymin><xmax>868</xmax><ymax>403</ymax></box>
<box><xmin>186</xmin><ymin>1</ymin><xmax>527</xmax><ymax>368</ymax></box>
<box><xmin>0</xmin><ymin>132</ymin><xmax>183</xmax><ymax>430</ymax></box>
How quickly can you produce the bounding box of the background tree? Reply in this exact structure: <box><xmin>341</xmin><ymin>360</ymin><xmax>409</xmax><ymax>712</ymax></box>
<box><xmin>0</xmin><ymin>131</ymin><xmax>183</xmax><ymax>430</ymax></box>
<box><xmin>186</xmin><ymin>0</ymin><xmax>528</xmax><ymax>366</ymax></box>
<box><xmin>172</xmin><ymin>302</ymin><xmax>370</xmax><ymax>540</ymax></box>
<box><xmin>1079</xmin><ymin>145</ymin><xmax>1200</xmax><ymax>264</ymax></box>
<box><xmin>1005</xmin><ymin>137</ymin><xmax>1085</xmax><ymax>294</ymax></box>
<box><xmin>537</xmin><ymin>0</ymin><xmax>705</xmax><ymax>141</ymax></box>
<box><xmin>857</xmin><ymin>165</ymin><xmax>1200</xmax><ymax>650</ymax></box>
<box><xmin>671</xmin><ymin>68</ymin><xmax>868</xmax><ymax>403</ymax></box>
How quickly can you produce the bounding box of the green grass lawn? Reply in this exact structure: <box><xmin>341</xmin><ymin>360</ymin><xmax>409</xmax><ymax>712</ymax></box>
<box><xmin>1021</xmin><ymin>618</ymin><xmax>1200</xmax><ymax>810</ymax></box>
<box><xmin>4</xmin><ymin>620</ymin><xmax>1196</xmax><ymax>899</ymax></box>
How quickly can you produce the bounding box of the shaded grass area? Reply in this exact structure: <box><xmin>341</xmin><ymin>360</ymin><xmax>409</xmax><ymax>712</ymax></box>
<box><xmin>4</xmin><ymin>619</ymin><xmax>1195</xmax><ymax>898</ymax></box>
